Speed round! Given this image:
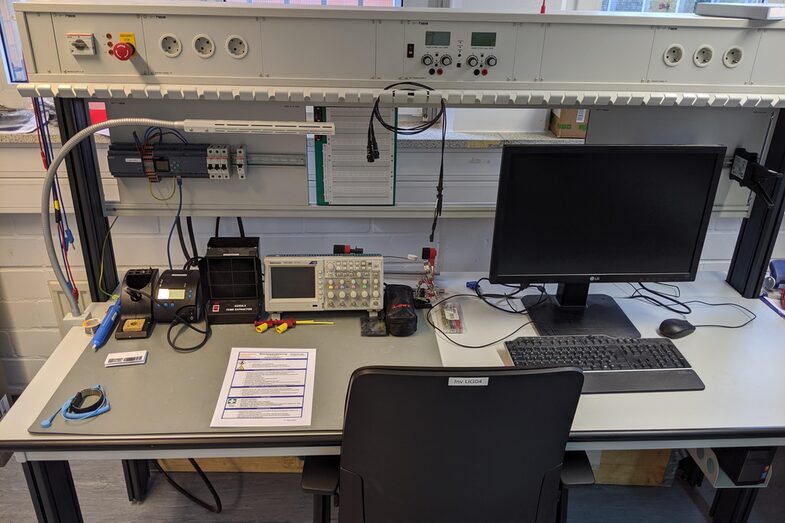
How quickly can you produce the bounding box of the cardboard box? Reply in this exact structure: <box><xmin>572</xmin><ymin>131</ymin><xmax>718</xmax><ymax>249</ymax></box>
<box><xmin>549</xmin><ymin>108</ymin><xmax>590</xmax><ymax>138</ymax></box>
<box><xmin>159</xmin><ymin>456</ymin><xmax>303</xmax><ymax>473</ymax></box>
<box><xmin>591</xmin><ymin>449</ymin><xmax>676</xmax><ymax>486</ymax></box>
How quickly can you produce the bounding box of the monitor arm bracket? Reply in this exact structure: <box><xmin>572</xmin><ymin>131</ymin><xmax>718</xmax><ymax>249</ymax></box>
<box><xmin>730</xmin><ymin>148</ymin><xmax>784</xmax><ymax>208</ymax></box>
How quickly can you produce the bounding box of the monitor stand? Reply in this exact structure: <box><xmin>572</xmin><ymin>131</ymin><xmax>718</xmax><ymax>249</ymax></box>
<box><xmin>521</xmin><ymin>282</ymin><xmax>641</xmax><ymax>338</ymax></box>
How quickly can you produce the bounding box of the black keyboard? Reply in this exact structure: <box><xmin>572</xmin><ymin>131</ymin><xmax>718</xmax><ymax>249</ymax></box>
<box><xmin>505</xmin><ymin>335</ymin><xmax>705</xmax><ymax>394</ymax></box>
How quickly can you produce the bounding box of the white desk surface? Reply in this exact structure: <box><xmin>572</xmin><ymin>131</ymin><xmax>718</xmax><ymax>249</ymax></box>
<box><xmin>434</xmin><ymin>272</ymin><xmax>785</xmax><ymax>449</ymax></box>
<box><xmin>1</xmin><ymin>271</ymin><xmax>785</xmax><ymax>461</ymax></box>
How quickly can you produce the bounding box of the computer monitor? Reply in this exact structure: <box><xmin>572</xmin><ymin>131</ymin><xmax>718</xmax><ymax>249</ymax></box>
<box><xmin>489</xmin><ymin>145</ymin><xmax>725</xmax><ymax>337</ymax></box>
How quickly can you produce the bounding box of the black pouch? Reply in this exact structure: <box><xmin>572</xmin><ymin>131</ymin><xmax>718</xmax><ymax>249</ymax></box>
<box><xmin>384</xmin><ymin>284</ymin><xmax>418</xmax><ymax>337</ymax></box>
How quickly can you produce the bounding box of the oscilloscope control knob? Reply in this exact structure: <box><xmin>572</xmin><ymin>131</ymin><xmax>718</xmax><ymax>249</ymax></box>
<box><xmin>339</xmin><ymin>291</ymin><xmax>346</xmax><ymax>299</ymax></box>
<box><xmin>466</xmin><ymin>55</ymin><xmax>479</xmax><ymax>67</ymax></box>
<box><xmin>350</xmin><ymin>291</ymin><xmax>357</xmax><ymax>298</ymax></box>
<box><xmin>485</xmin><ymin>55</ymin><xmax>497</xmax><ymax>67</ymax></box>
<box><xmin>440</xmin><ymin>54</ymin><xmax>453</xmax><ymax>66</ymax></box>
<box><xmin>421</xmin><ymin>54</ymin><xmax>434</xmax><ymax>66</ymax></box>
<box><xmin>327</xmin><ymin>291</ymin><xmax>335</xmax><ymax>299</ymax></box>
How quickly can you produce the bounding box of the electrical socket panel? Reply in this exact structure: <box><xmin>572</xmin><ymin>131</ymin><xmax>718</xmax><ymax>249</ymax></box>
<box><xmin>647</xmin><ymin>27</ymin><xmax>760</xmax><ymax>86</ymax></box>
<box><xmin>15</xmin><ymin>3</ymin><xmax>785</xmax><ymax>101</ymax></box>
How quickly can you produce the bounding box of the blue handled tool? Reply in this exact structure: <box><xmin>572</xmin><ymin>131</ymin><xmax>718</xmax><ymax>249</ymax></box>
<box><xmin>92</xmin><ymin>298</ymin><xmax>121</xmax><ymax>351</ymax></box>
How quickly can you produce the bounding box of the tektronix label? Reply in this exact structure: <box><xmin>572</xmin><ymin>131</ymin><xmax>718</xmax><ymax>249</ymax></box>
<box><xmin>448</xmin><ymin>377</ymin><xmax>489</xmax><ymax>387</ymax></box>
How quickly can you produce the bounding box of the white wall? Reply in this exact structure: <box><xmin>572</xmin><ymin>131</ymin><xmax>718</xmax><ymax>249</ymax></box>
<box><xmin>449</xmin><ymin>108</ymin><xmax>548</xmax><ymax>133</ymax></box>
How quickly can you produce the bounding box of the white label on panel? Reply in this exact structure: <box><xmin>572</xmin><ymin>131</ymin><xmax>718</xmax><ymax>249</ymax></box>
<box><xmin>448</xmin><ymin>377</ymin><xmax>489</xmax><ymax>387</ymax></box>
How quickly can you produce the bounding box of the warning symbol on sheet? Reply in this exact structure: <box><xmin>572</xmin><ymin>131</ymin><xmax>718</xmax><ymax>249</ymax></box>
<box><xmin>237</xmin><ymin>361</ymin><xmax>245</xmax><ymax>371</ymax></box>
<box><xmin>227</xmin><ymin>398</ymin><xmax>237</xmax><ymax>406</ymax></box>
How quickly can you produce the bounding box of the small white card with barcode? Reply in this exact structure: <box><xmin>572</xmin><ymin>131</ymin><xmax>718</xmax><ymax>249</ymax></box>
<box><xmin>104</xmin><ymin>350</ymin><xmax>148</xmax><ymax>368</ymax></box>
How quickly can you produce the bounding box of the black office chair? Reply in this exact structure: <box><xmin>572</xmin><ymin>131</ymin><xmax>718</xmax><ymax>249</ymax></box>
<box><xmin>302</xmin><ymin>366</ymin><xmax>594</xmax><ymax>523</ymax></box>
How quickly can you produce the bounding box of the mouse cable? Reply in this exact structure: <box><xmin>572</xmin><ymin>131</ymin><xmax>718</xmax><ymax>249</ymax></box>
<box><xmin>153</xmin><ymin>458</ymin><xmax>222</xmax><ymax>514</ymax></box>
<box><xmin>683</xmin><ymin>300</ymin><xmax>757</xmax><ymax>329</ymax></box>
<box><xmin>123</xmin><ymin>287</ymin><xmax>212</xmax><ymax>352</ymax></box>
<box><xmin>624</xmin><ymin>284</ymin><xmax>757</xmax><ymax>329</ymax></box>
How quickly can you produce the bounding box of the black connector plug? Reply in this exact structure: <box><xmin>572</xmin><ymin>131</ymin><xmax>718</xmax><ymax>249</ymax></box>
<box><xmin>366</xmin><ymin>142</ymin><xmax>375</xmax><ymax>163</ymax></box>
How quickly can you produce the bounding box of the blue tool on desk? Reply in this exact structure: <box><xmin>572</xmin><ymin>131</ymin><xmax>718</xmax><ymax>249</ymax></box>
<box><xmin>92</xmin><ymin>298</ymin><xmax>121</xmax><ymax>351</ymax></box>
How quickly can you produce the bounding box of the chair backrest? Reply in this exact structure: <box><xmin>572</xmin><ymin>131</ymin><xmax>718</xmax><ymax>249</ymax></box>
<box><xmin>338</xmin><ymin>366</ymin><xmax>583</xmax><ymax>523</ymax></box>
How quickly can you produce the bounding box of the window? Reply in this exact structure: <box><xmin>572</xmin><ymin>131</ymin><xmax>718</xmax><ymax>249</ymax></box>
<box><xmin>0</xmin><ymin>0</ymin><xmax>25</xmax><ymax>82</ymax></box>
<box><xmin>602</xmin><ymin>0</ymin><xmax>760</xmax><ymax>14</ymax></box>
<box><xmin>224</xmin><ymin>0</ymin><xmax>400</xmax><ymax>5</ymax></box>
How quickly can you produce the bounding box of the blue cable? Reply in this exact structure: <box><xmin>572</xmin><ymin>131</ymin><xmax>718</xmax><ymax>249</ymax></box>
<box><xmin>166</xmin><ymin>177</ymin><xmax>184</xmax><ymax>270</ymax></box>
<box><xmin>38</xmin><ymin>98</ymin><xmax>75</xmax><ymax>249</ymax></box>
<box><xmin>40</xmin><ymin>385</ymin><xmax>110</xmax><ymax>428</ymax></box>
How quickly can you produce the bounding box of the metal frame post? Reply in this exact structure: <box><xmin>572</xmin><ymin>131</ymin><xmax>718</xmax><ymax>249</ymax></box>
<box><xmin>22</xmin><ymin>461</ymin><xmax>83</xmax><ymax>523</ymax></box>
<box><xmin>727</xmin><ymin>109</ymin><xmax>785</xmax><ymax>298</ymax></box>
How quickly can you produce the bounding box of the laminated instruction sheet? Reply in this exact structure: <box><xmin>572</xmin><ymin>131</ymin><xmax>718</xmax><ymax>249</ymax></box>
<box><xmin>211</xmin><ymin>347</ymin><xmax>317</xmax><ymax>428</ymax></box>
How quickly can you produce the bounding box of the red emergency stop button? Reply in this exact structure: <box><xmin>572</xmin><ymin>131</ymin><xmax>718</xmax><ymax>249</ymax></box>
<box><xmin>112</xmin><ymin>42</ymin><xmax>135</xmax><ymax>61</ymax></box>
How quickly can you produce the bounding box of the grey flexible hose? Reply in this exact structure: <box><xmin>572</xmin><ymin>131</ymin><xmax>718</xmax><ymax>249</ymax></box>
<box><xmin>43</xmin><ymin>118</ymin><xmax>186</xmax><ymax>316</ymax></box>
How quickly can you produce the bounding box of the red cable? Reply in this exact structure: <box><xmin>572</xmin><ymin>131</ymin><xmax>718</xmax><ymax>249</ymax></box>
<box><xmin>32</xmin><ymin>99</ymin><xmax>49</xmax><ymax>169</ymax></box>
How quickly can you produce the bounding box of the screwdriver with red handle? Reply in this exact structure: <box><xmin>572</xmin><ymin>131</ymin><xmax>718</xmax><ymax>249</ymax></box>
<box><xmin>254</xmin><ymin>318</ymin><xmax>334</xmax><ymax>333</ymax></box>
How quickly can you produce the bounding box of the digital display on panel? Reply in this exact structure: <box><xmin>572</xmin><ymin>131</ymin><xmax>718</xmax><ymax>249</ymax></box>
<box><xmin>471</xmin><ymin>32</ymin><xmax>497</xmax><ymax>47</ymax></box>
<box><xmin>154</xmin><ymin>159</ymin><xmax>170</xmax><ymax>172</ymax></box>
<box><xmin>425</xmin><ymin>31</ymin><xmax>451</xmax><ymax>46</ymax></box>
<box><xmin>270</xmin><ymin>266</ymin><xmax>316</xmax><ymax>299</ymax></box>
<box><xmin>157</xmin><ymin>288</ymin><xmax>185</xmax><ymax>300</ymax></box>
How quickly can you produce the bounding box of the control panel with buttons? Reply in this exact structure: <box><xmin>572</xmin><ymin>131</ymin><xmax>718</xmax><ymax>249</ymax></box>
<box><xmin>264</xmin><ymin>254</ymin><xmax>384</xmax><ymax>314</ymax></box>
<box><xmin>402</xmin><ymin>22</ymin><xmax>513</xmax><ymax>82</ymax></box>
<box><xmin>153</xmin><ymin>269</ymin><xmax>203</xmax><ymax>323</ymax></box>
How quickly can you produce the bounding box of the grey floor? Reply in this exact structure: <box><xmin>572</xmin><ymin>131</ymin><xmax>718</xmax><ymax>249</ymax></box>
<box><xmin>0</xmin><ymin>452</ymin><xmax>783</xmax><ymax>523</ymax></box>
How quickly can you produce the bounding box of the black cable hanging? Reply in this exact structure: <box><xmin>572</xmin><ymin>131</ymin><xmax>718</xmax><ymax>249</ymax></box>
<box><xmin>367</xmin><ymin>82</ymin><xmax>447</xmax><ymax>242</ymax></box>
<box><xmin>186</xmin><ymin>216</ymin><xmax>198</xmax><ymax>260</ymax></box>
<box><xmin>175</xmin><ymin>217</ymin><xmax>191</xmax><ymax>262</ymax></box>
<box><xmin>213</xmin><ymin>216</ymin><xmax>246</xmax><ymax>237</ymax></box>
<box><xmin>153</xmin><ymin>459</ymin><xmax>222</xmax><ymax>514</ymax></box>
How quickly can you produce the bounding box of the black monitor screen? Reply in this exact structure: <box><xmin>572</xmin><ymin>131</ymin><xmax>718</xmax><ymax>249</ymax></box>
<box><xmin>490</xmin><ymin>145</ymin><xmax>724</xmax><ymax>284</ymax></box>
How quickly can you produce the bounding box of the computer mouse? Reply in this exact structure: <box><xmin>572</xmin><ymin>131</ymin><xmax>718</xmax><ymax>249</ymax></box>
<box><xmin>658</xmin><ymin>318</ymin><xmax>696</xmax><ymax>339</ymax></box>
